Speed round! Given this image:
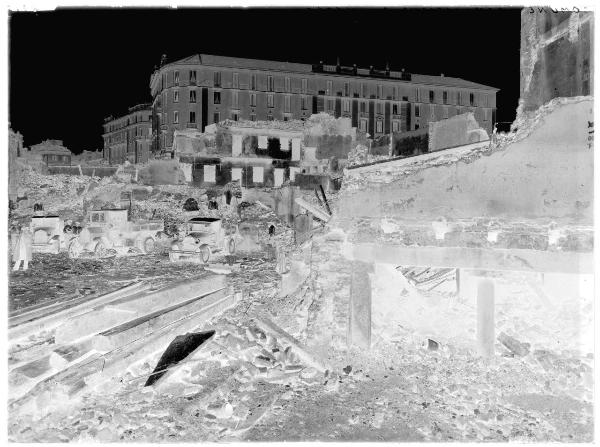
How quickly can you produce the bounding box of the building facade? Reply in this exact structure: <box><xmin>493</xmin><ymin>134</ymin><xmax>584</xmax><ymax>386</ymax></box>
<box><xmin>150</xmin><ymin>54</ymin><xmax>498</xmax><ymax>153</ymax></box>
<box><xmin>102</xmin><ymin>104</ymin><xmax>152</xmax><ymax>165</ymax></box>
<box><xmin>27</xmin><ymin>139</ymin><xmax>72</xmax><ymax>166</ymax></box>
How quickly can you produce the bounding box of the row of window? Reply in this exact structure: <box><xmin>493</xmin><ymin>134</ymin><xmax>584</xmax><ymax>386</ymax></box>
<box><xmin>202</xmin><ymin>164</ymin><xmax>297</xmax><ymax>186</ymax></box>
<box><xmin>163</xmin><ymin>102</ymin><xmax>490</xmax><ymax>125</ymax></box>
<box><xmin>164</xmin><ymin>89</ymin><xmax>487</xmax><ymax>111</ymax></box>
<box><xmin>162</xmin><ymin>70</ymin><xmax>489</xmax><ymax>106</ymax></box>
<box><xmin>105</xmin><ymin>114</ymin><xmax>151</xmax><ymax>133</ymax></box>
<box><xmin>105</xmin><ymin>127</ymin><xmax>151</xmax><ymax>144</ymax></box>
<box><xmin>162</xmin><ymin>104</ymin><xmax>490</xmax><ymax>131</ymax></box>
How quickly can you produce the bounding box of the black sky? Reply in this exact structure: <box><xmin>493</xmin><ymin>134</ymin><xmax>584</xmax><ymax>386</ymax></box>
<box><xmin>9</xmin><ymin>7</ymin><xmax>522</xmax><ymax>154</ymax></box>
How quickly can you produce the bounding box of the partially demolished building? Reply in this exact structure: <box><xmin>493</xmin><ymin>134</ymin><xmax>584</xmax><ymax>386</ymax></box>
<box><xmin>173</xmin><ymin>113</ymin><xmax>356</xmax><ymax>191</ymax></box>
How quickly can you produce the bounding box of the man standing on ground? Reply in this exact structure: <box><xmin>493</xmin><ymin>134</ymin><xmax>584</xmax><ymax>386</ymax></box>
<box><xmin>13</xmin><ymin>226</ymin><xmax>32</xmax><ymax>271</ymax></box>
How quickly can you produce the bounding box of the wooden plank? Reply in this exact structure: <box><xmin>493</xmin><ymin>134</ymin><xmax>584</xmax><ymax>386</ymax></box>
<box><xmin>9</xmin><ymin>290</ymin><xmax>239</xmax><ymax>414</ymax></box>
<box><xmin>92</xmin><ymin>288</ymin><xmax>229</xmax><ymax>351</ymax></box>
<box><xmin>250</xmin><ymin>312</ymin><xmax>331</xmax><ymax>373</ymax></box>
<box><xmin>54</xmin><ymin>277</ymin><xmax>227</xmax><ymax>344</ymax></box>
<box><xmin>9</xmin><ymin>280</ymin><xmax>146</xmax><ymax>325</ymax></box>
<box><xmin>8</xmin><ymin>281</ymin><xmax>150</xmax><ymax>341</ymax></box>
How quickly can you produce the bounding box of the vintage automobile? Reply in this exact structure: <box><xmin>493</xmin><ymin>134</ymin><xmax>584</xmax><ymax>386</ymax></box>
<box><xmin>169</xmin><ymin>217</ymin><xmax>237</xmax><ymax>263</ymax></box>
<box><xmin>68</xmin><ymin>209</ymin><xmax>164</xmax><ymax>258</ymax></box>
<box><xmin>30</xmin><ymin>215</ymin><xmax>78</xmax><ymax>254</ymax></box>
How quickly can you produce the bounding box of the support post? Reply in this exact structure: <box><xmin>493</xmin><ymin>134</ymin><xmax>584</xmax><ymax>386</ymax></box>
<box><xmin>348</xmin><ymin>261</ymin><xmax>373</xmax><ymax>349</ymax></box>
<box><xmin>477</xmin><ymin>279</ymin><xmax>495</xmax><ymax>358</ymax></box>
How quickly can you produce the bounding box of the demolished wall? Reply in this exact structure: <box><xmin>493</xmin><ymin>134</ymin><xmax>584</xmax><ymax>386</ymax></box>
<box><xmin>337</xmin><ymin>97</ymin><xmax>593</xmax><ymax>226</ymax></box>
<box><xmin>138</xmin><ymin>160</ymin><xmax>188</xmax><ymax>186</ymax></box>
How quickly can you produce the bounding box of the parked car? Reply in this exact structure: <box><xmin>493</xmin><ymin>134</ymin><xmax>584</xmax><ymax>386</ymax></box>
<box><xmin>68</xmin><ymin>209</ymin><xmax>164</xmax><ymax>258</ymax></box>
<box><xmin>169</xmin><ymin>217</ymin><xmax>237</xmax><ymax>263</ymax></box>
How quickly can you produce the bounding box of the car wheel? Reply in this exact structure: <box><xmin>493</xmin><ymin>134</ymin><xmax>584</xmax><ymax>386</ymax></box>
<box><xmin>227</xmin><ymin>237</ymin><xmax>236</xmax><ymax>255</ymax></box>
<box><xmin>94</xmin><ymin>241</ymin><xmax>107</xmax><ymax>257</ymax></box>
<box><xmin>144</xmin><ymin>237</ymin><xmax>155</xmax><ymax>254</ymax></box>
<box><xmin>169</xmin><ymin>245</ymin><xmax>180</xmax><ymax>262</ymax></box>
<box><xmin>198</xmin><ymin>244</ymin><xmax>211</xmax><ymax>263</ymax></box>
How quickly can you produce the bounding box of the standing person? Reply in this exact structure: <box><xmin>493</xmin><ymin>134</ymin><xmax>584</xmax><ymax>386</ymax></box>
<box><xmin>9</xmin><ymin>224</ymin><xmax>20</xmax><ymax>261</ymax></box>
<box><xmin>13</xmin><ymin>226</ymin><xmax>32</xmax><ymax>271</ymax></box>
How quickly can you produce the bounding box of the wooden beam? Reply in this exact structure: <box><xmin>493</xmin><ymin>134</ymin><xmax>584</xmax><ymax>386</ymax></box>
<box><xmin>345</xmin><ymin>243</ymin><xmax>593</xmax><ymax>274</ymax></box>
<box><xmin>295</xmin><ymin>198</ymin><xmax>331</xmax><ymax>223</ymax></box>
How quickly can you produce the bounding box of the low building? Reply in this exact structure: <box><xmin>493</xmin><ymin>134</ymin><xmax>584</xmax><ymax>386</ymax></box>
<box><xmin>24</xmin><ymin>139</ymin><xmax>72</xmax><ymax>168</ymax></box>
<box><xmin>102</xmin><ymin>104</ymin><xmax>152</xmax><ymax>165</ymax></box>
<box><xmin>173</xmin><ymin>113</ymin><xmax>356</xmax><ymax>190</ymax></box>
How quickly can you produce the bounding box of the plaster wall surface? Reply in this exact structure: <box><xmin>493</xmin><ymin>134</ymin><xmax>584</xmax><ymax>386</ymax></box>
<box><xmin>338</xmin><ymin>98</ymin><xmax>593</xmax><ymax>225</ymax></box>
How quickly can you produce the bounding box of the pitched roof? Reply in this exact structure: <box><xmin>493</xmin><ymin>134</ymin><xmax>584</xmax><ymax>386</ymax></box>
<box><xmin>168</xmin><ymin>53</ymin><xmax>312</xmax><ymax>73</ymax></box>
<box><xmin>163</xmin><ymin>54</ymin><xmax>498</xmax><ymax>91</ymax></box>
<box><xmin>411</xmin><ymin>74</ymin><xmax>498</xmax><ymax>91</ymax></box>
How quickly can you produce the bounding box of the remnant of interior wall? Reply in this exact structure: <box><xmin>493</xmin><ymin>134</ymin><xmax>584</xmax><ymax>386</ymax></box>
<box><xmin>428</xmin><ymin>112</ymin><xmax>489</xmax><ymax>152</ymax></box>
<box><xmin>520</xmin><ymin>9</ymin><xmax>593</xmax><ymax>113</ymax></box>
<box><xmin>303</xmin><ymin>113</ymin><xmax>356</xmax><ymax>160</ymax></box>
<box><xmin>138</xmin><ymin>159</ymin><xmax>187</xmax><ymax>185</ymax></box>
<box><xmin>391</xmin><ymin>128</ymin><xmax>429</xmax><ymax>157</ymax></box>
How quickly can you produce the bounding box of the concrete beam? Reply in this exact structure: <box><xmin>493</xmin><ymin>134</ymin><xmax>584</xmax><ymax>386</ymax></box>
<box><xmin>343</xmin><ymin>243</ymin><xmax>593</xmax><ymax>274</ymax></box>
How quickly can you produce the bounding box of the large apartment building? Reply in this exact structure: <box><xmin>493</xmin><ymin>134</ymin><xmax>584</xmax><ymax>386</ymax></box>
<box><xmin>102</xmin><ymin>104</ymin><xmax>152</xmax><ymax>165</ymax></box>
<box><xmin>149</xmin><ymin>54</ymin><xmax>499</xmax><ymax>154</ymax></box>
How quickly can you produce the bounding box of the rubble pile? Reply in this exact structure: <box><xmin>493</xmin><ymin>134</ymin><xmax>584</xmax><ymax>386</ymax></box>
<box><xmin>12</xmin><ymin>168</ymin><xmax>109</xmax><ymax>218</ymax></box>
<box><xmin>7</xmin><ymin>310</ymin><xmax>334</xmax><ymax>442</ymax></box>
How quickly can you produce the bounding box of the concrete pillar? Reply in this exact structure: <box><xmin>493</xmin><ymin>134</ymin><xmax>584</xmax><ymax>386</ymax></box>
<box><xmin>348</xmin><ymin>261</ymin><xmax>373</xmax><ymax>349</ymax></box>
<box><xmin>477</xmin><ymin>279</ymin><xmax>495</xmax><ymax>358</ymax></box>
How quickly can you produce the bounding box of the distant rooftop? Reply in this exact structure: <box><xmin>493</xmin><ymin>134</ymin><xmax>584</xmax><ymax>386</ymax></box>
<box><xmin>157</xmin><ymin>53</ymin><xmax>498</xmax><ymax>91</ymax></box>
<box><xmin>104</xmin><ymin>103</ymin><xmax>152</xmax><ymax>124</ymax></box>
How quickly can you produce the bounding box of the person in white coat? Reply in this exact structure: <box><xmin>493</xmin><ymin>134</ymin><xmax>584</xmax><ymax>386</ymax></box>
<box><xmin>13</xmin><ymin>226</ymin><xmax>32</xmax><ymax>271</ymax></box>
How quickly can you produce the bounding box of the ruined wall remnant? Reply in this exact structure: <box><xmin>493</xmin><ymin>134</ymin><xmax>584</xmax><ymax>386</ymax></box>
<box><xmin>138</xmin><ymin>160</ymin><xmax>187</xmax><ymax>185</ymax></box>
<box><xmin>338</xmin><ymin>98</ymin><xmax>593</xmax><ymax>225</ymax></box>
<box><xmin>428</xmin><ymin>112</ymin><xmax>489</xmax><ymax>152</ymax></box>
<box><xmin>520</xmin><ymin>9</ymin><xmax>593</xmax><ymax>112</ymax></box>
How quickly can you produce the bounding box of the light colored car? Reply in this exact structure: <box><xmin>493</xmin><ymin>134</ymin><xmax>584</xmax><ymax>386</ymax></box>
<box><xmin>68</xmin><ymin>209</ymin><xmax>163</xmax><ymax>258</ymax></box>
<box><xmin>169</xmin><ymin>217</ymin><xmax>237</xmax><ymax>263</ymax></box>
